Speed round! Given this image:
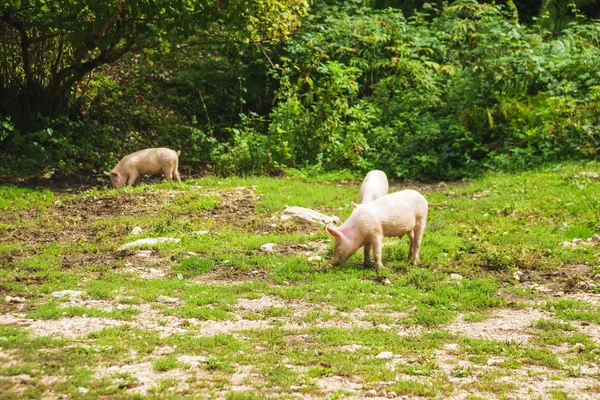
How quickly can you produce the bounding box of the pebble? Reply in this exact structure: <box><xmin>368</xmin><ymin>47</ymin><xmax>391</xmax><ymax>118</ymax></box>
<box><xmin>130</xmin><ymin>226</ymin><xmax>143</xmax><ymax>235</ymax></box>
<box><xmin>118</xmin><ymin>237</ymin><xmax>180</xmax><ymax>251</ymax></box>
<box><xmin>77</xmin><ymin>387</ymin><xmax>89</xmax><ymax>394</ymax></box>
<box><xmin>189</xmin><ymin>230</ymin><xmax>210</xmax><ymax>236</ymax></box>
<box><xmin>382</xmin><ymin>278</ymin><xmax>392</xmax><ymax>285</ymax></box>
<box><xmin>157</xmin><ymin>295</ymin><xmax>179</xmax><ymax>304</ymax></box>
<box><xmin>487</xmin><ymin>358</ymin><xmax>504</xmax><ymax>366</ymax></box>
<box><xmin>450</xmin><ymin>273</ymin><xmax>463</xmax><ymax>280</ymax></box>
<box><xmin>176</xmin><ymin>355</ymin><xmax>208</xmax><ymax>366</ymax></box>
<box><xmin>260</xmin><ymin>243</ymin><xmax>276</xmax><ymax>253</ymax></box>
<box><xmin>51</xmin><ymin>290</ymin><xmax>83</xmax><ymax>299</ymax></box>
<box><xmin>5</xmin><ymin>296</ymin><xmax>26</xmax><ymax>303</ymax></box>
<box><xmin>376</xmin><ymin>351</ymin><xmax>393</xmax><ymax>359</ymax></box>
<box><xmin>387</xmin><ymin>391</ymin><xmax>397</xmax><ymax>398</ymax></box>
<box><xmin>592</xmin><ymin>234</ymin><xmax>600</xmax><ymax>243</ymax></box>
<box><xmin>366</xmin><ymin>389</ymin><xmax>377</xmax><ymax>397</ymax></box>
<box><xmin>444</xmin><ymin>343</ymin><xmax>459</xmax><ymax>352</ymax></box>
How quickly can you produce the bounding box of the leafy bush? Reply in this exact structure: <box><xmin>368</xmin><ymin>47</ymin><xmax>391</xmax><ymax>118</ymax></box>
<box><xmin>1</xmin><ymin>0</ymin><xmax>599</xmax><ymax>179</ymax></box>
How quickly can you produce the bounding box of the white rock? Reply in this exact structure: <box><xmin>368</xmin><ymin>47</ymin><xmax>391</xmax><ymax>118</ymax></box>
<box><xmin>382</xmin><ymin>278</ymin><xmax>393</xmax><ymax>286</ymax></box>
<box><xmin>450</xmin><ymin>273</ymin><xmax>463</xmax><ymax>280</ymax></box>
<box><xmin>376</xmin><ymin>351</ymin><xmax>393</xmax><ymax>359</ymax></box>
<box><xmin>366</xmin><ymin>389</ymin><xmax>378</xmax><ymax>397</ymax></box>
<box><xmin>487</xmin><ymin>358</ymin><xmax>504</xmax><ymax>366</ymax></box>
<box><xmin>577</xmin><ymin>172</ymin><xmax>599</xmax><ymax>179</ymax></box>
<box><xmin>130</xmin><ymin>226</ymin><xmax>143</xmax><ymax>235</ymax></box>
<box><xmin>308</xmin><ymin>255</ymin><xmax>323</xmax><ymax>261</ymax></box>
<box><xmin>260</xmin><ymin>243</ymin><xmax>277</xmax><ymax>253</ymax></box>
<box><xmin>578</xmin><ymin>364</ymin><xmax>599</xmax><ymax>375</ymax></box>
<box><xmin>189</xmin><ymin>230</ymin><xmax>210</xmax><ymax>236</ymax></box>
<box><xmin>5</xmin><ymin>296</ymin><xmax>26</xmax><ymax>303</ymax></box>
<box><xmin>53</xmin><ymin>200</ymin><xmax>62</xmax><ymax>206</ymax></box>
<box><xmin>554</xmin><ymin>291</ymin><xmax>565</xmax><ymax>297</ymax></box>
<box><xmin>15</xmin><ymin>374</ymin><xmax>32</xmax><ymax>382</ymax></box>
<box><xmin>281</xmin><ymin>206</ymin><xmax>341</xmax><ymax>226</ymax></box>
<box><xmin>118</xmin><ymin>237</ymin><xmax>180</xmax><ymax>251</ymax></box>
<box><xmin>177</xmin><ymin>355</ymin><xmax>208</xmax><ymax>366</ymax></box>
<box><xmin>77</xmin><ymin>387</ymin><xmax>89</xmax><ymax>394</ymax></box>
<box><xmin>574</xmin><ymin>343</ymin><xmax>586</xmax><ymax>353</ymax></box>
<box><xmin>51</xmin><ymin>290</ymin><xmax>83</xmax><ymax>300</ymax></box>
<box><xmin>444</xmin><ymin>343</ymin><xmax>459</xmax><ymax>352</ymax></box>
<box><xmin>157</xmin><ymin>296</ymin><xmax>179</xmax><ymax>304</ymax></box>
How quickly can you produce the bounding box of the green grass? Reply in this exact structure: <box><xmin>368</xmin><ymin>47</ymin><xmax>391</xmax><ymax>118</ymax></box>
<box><xmin>1</xmin><ymin>162</ymin><xmax>600</xmax><ymax>398</ymax></box>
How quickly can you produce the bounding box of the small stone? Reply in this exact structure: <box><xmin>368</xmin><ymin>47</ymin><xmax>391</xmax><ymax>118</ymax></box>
<box><xmin>5</xmin><ymin>296</ymin><xmax>25</xmax><ymax>304</ymax></box>
<box><xmin>319</xmin><ymin>361</ymin><xmax>332</xmax><ymax>368</ymax></box>
<box><xmin>290</xmin><ymin>385</ymin><xmax>302</xmax><ymax>392</ymax></box>
<box><xmin>366</xmin><ymin>389</ymin><xmax>378</xmax><ymax>397</ymax></box>
<box><xmin>130</xmin><ymin>226</ymin><xmax>143</xmax><ymax>235</ymax></box>
<box><xmin>189</xmin><ymin>230</ymin><xmax>210</xmax><ymax>236</ymax></box>
<box><xmin>53</xmin><ymin>200</ymin><xmax>62</xmax><ymax>206</ymax></box>
<box><xmin>591</xmin><ymin>234</ymin><xmax>600</xmax><ymax>243</ymax></box>
<box><xmin>51</xmin><ymin>290</ymin><xmax>83</xmax><ymax>300</ymax></box>
<box><xmin>15</xmin><ymin>374</ymin><xmax>32</xmax><ymax>383</ymax></box>
<box><xmin>574</xmin><ymin>343</ymin><xmax>585</xmax><ymax>353</ymax></box>
<box><xmin>176</xmin><ymin>355</ymin><xmax>208</xmax><ymax>366</ymax></box>
<box><xmin>157</xmin><ymin>295</ymin><xmax>179</xmax><ymax>304</ymax></box>
<box><xmin>444</xmin><ymin>343</ymin><xmax>459</xmax><ymax>352</ymax></box>
<box><xmin>118</xmin><ymin>237</ymin><xmax>180</xmax><ymax>251</ymax></box>
<box><xmin>450</xmin><ymin>273</ymin><xmax>463</xmax><ymax>280</ymax></box>
<box><xmin>280</xmin><ymin>206</ymin><xmax>341</xmax><ymax>225</ymax></box>
<box><xmin>260</xmin><ymin>243</ymin><xmax>276</xmax><ymax>253</ymax></box>
<box><xmin>77</xmin><ymin>387</ymin><xmax>88</xmax><ymax>394</ymax></box>
<box><xmin>487</xmin><ymin>358</ymin><xmax>504</xmax><ymax>366</ymax></box>
<box><xmin>511</xmin><ymin>209</ymin><xmax>518</xmax><ymax>217</ymax></box>
<box><xmin>382</xmin><ymin>278</ymin><xmax>392</xmax><ymax>286</ymax></box>
<box><xmin>554</xmin><ymin>291</ymin><xmax>564</xmax><ymax>297</ymax></box>
<box><xmin>387</xmin><ymin>391</ymin><xmax>397</xmax><ymax>398</ymax></box>
<box><xmin>513</xmin><ymin>271</ymin><xmax>522</xmax><ymax>281</ymax></box>
<box><xmin>376</xmin><ymin>351</ymin><xmax>393</xmax><ymax>359</ymax></box>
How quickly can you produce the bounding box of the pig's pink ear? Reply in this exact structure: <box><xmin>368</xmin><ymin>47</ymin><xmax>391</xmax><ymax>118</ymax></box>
<box><xmin>351</xmin><ymin>201</ymin><xmax>357</xmax><ymax>209</ymax></box>
<box><xmin>103</xmin><ymin>171</ymin><xmax>111</xmax><ymax>177</ymax></box>
<box><xmin>326</xmin><ymin>226</ymin><xmax>343</xmax><ymax>238</ymax></box>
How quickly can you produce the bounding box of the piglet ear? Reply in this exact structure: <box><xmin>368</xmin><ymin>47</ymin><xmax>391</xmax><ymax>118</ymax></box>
<box><xmin>103</xmin><ymin>171</ymin><xmax>111</xmax><ymax>177</ymax></box>
<box><xmin>351</xmin><ymin>201</ymin><xmax>357</xmax><ymax>209</ymax></box>
<box><xmin>326</xmin><ymin>226</ymin><xmax>343</xmax><ymax>238</ymax></box>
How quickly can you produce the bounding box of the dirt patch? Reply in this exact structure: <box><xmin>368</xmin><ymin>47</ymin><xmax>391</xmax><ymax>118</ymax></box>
<box><xmin>524</xmin><ymin>264</ymin><xmax>596</xmax><ymax>293</ymax></box>
<box><xmin>0</xmin><ymin>190</ymin><xmax>181</xmax><ymax>247</ymax></box>
<box><xmin>446</xmin><ymin>308</ymin><xmax>548</xmax><ymax>343</ymax></box>
<box><xmin>210</xmin><ymin>187</ymin><xmax>260</xmax><ymax>227</ymax></box>
<box><xmin>0</xmin><ymin>313</ymin><xmax>127</xmax><ymax>339</ymax></box>
<box><xmin>94</xmin><ymin>362</ymin><xmax>196</xmax><ymax>395</ymax></box>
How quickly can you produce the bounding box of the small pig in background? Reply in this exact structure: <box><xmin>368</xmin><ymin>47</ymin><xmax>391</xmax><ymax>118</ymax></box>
<box><xmin>104</xmin><ymin>147</ymin><xmax>181</xmax><ymax>188</ymax></box>
<box><xmin>357</xmin><ymin>170</ymin><xmax>388</xmax><ymax>204</ymax></box>
<box><xmin>327</xmin><ymin>189</ymin><xmax>428</xmax><ymax>272</ymax></box>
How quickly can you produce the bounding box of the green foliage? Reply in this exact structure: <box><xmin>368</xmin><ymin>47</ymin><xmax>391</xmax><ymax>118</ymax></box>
<box><xmin>1</xmin><ymin>0</ymin><xmax>600</xmax><ymax>179</ymax></box>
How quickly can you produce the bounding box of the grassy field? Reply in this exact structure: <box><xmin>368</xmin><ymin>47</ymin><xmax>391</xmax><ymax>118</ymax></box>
<box><xmin>1</xmin><ymin>162</ymin><xmax>599</xmax><ymax>399</ymax></box>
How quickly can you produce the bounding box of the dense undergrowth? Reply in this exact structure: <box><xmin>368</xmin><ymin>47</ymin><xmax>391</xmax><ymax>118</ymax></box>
<box><xmin>1</xmin><ymin>0</ymin><xmax>599</xmax><ymax>180</ymax></box>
